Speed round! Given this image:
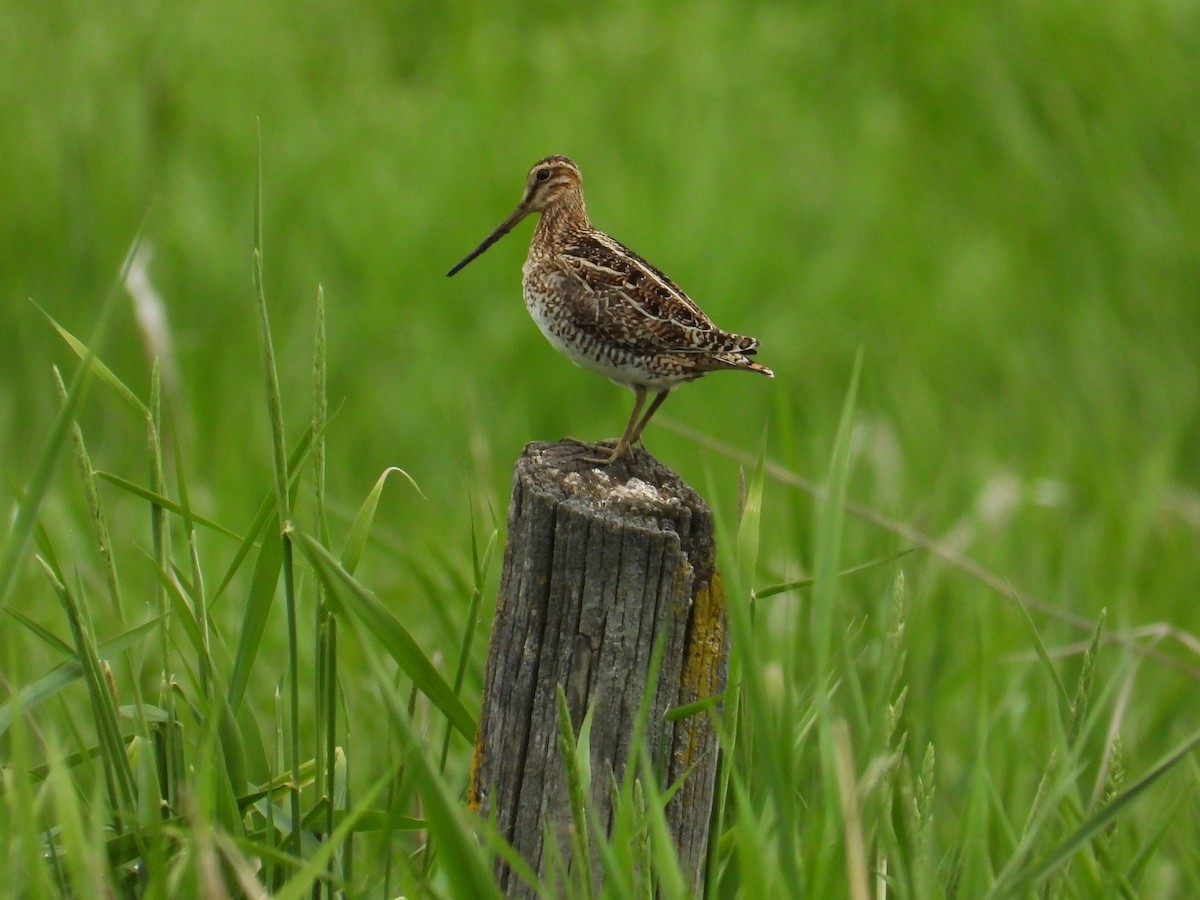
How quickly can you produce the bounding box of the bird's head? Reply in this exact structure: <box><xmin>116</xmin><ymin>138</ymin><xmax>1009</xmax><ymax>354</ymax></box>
<box><xmin>447</xmin><ymin>155</ymin><xmax>584</xmax><ymax>277</ymax></box>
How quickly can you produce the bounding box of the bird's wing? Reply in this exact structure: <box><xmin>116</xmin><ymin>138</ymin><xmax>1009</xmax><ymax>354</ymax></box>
<box><xmin>553</xmin><ymin>233</ymin><xmax>741</xmax><ymax>354</ymax></box>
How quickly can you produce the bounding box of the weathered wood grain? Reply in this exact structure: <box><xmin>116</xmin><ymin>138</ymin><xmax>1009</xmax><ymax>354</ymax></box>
<box><xmin>470</xmin><ymin>440</ymin><xmax>728</xmax><ymax>896</ymax></box>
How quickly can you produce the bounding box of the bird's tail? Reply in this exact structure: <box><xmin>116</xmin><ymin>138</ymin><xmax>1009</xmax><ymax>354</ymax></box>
<box><xmin>713</xmin><ymin>353</ymin><xmax>774</xmax><ymax>377</ymax></box>
<box><xmin>708</xmin><ymin>332</ymin><xmax>775</xmax><ymax>377</ymax></box>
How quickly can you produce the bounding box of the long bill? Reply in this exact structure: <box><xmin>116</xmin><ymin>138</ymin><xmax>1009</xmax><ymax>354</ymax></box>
<box><xmin>446</xmin><ymin>203</ymin><xmax>531</xmax><ymax>276</ymax></box>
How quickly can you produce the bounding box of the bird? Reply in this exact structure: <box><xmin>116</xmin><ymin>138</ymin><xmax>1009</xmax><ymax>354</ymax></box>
<box><xmin>447</xmin><ymin>154</ymin><xmax>773</xmax><ymax>464</ymax></box>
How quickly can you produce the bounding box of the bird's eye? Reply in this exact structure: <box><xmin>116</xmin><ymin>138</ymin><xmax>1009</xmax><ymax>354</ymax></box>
<box><xmin>536</xmin><ymin>168</ymin><xmax>551</xmax><ymax>182</ymax></box>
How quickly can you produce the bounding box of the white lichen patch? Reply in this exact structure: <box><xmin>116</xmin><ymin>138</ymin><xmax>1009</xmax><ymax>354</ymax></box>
<box><xmin>609</xmin><ymin>477</ymin><xmax>667</xmax><ymax>505</ymax></box>
<box><xmin>556</xmin><ymin>466</ymin><xmax>684</xmax><ymax>518</ymax></box>
<box><xmin>604</xmin><ymin>477</ymin><xmax>684</xmax><ymax>518</ymax></box>
<box><xmin>562</xmin><ymin>471</ymin><xmax>591</xmax><ymax>494</ymax></box>
<box><xmin>534</xmin><ymin>443</ymin><xmax>694</xmax><ymax>525</ymax></box>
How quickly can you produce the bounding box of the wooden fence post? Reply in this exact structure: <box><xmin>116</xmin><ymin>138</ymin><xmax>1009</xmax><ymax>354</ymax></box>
<box><xmin>470</xmin><ymin>441</ymin><xmax>729</xmax><ymax>896</ymax></box>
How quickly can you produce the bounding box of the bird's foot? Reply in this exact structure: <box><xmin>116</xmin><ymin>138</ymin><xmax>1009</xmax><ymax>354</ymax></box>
<box><xmin>578</xmin><ymin>439</ymin><xmax>631</xmax><ymax>466</ymax></box>
<box><xmin>561</xmin><ymin>436</ymin><xmax>620</xmax><ymax>451</ymax></box>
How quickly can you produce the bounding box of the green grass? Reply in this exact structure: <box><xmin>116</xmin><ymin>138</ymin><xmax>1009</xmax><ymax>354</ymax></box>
<box><xmin>2</xmin><ymin>0</ymin><xmax>1199</xmax><ymax>895</ymax></box>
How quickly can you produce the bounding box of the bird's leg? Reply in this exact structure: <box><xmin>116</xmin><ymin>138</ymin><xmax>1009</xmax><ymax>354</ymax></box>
<box><xmin>629</xmin><ymin>389</ymin><xmax>670</xmax><ymax>446</ymax></box>
<box><xmin>582</xmin><ymin>386</ymin><xmax>647</xmax><ymax>465</ymax></box>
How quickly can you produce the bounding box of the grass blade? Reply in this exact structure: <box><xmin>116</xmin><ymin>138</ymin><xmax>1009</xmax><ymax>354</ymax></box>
<box><xmin>0</xmin><ymin>248</ymin><xmax>133</xmax><ymax>611</ymax></box>
<box><xmin>354</xmin><ymin>615</ymin><xmax>501</xmax><ymax>900</ymax></box>
<box><xmin>556</xmin><ymin>684</ymin><xmax>594</xmax><ymax>899</ymax></box>
<box><xmin>340</xmin><ymin>466</ymin><xmax>423</xmax><ymax>576</ymax></box>
<box><xmin>94</xmin><ymin>472</ymin><xmax>240</xmax><ymax>540</ymax></box>
<box><xmin>228</xmin><ymin>529</ymin><xmax>284</xmax><ymax>713</ymax></box>
<box><xmin>997</xmin><ymin>722</ymin><xmax>1200</xmax><ymax>896</ymax></box>
<box><xmin>288</xmin><ymin>525</ymin><xmax>476</xmax><ymax>741</ymax></box>
<box><xmin>754</xmin><ymin>546</ymin><xmax>918</xmax><ymax>600</ymax></box>
<box><xmin>252</xmin><ymin>131</ymin><xmax>302</xmax><ymax>859</ymax></box>
<box><xmin>34</xmin><ymin>555</ymin><xmax>141</xmax><ymax>854</ymax></box>
<box><xmin>210</xmin><ymin>424</ymin><xmax>314</xmax><ymax>604</ymax></box>
<box><xmin>0</xmin><ymin>616</ymin><xmax>162</xmax><ymax>737</ymax></box>
<box><xmin>38</xmin><ymin>305</ymin><xmax>150</xmax><ymax>417</ymax></box>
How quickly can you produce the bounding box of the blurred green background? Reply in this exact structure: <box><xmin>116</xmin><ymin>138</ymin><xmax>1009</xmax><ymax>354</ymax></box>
<box><xmin>2</xmin><ymin>0</ymin><xmax>1199</xmax><ymax>888</ymax></box>
<box><xmin>8</xmin><ymin>0</ymin><xmax>1196</xmax><ymax>520</ymax></box>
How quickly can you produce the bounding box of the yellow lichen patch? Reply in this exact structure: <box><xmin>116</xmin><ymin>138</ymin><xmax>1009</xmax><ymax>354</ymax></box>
<box><xmin>674</xmin><ymin>567</ymin><xmax>729</xmax><ymax>771</ymax></box>
<box><xmin>681</xmin><ymin>569</ymin><xmax>728</xmax><ymax>702</ymax></box>
<box><xmin>467</xmin><ymin>727</ymin><xmax>485</xmax><ymax>812</ymax></box>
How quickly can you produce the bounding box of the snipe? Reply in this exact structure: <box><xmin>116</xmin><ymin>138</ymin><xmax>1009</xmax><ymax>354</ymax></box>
<box><xmin>448</xmin><ymin>154</ymin><xmax>773</xmax><ymax>464</ymax></box>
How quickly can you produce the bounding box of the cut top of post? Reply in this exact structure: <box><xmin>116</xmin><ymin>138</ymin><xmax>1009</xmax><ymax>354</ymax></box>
<box><xmin>508</xmin><ymin>441</ymin><xmax>710</xmax><ymax>543</ymax></box>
